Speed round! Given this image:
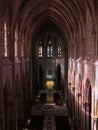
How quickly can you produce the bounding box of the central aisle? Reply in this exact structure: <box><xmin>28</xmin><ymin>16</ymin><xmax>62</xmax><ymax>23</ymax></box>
<box><xmin>28</xmin><ymin>103</ymin><xmax>71</xmax><ymax>130</ymax></box>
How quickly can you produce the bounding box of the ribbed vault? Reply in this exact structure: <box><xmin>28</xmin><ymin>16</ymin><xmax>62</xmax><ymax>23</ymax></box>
<box><xmin>0</xmin><ymin>0</ymin><xmax>96</xmax><ymax>49</ymax></box>
<box><xmin>33</xmin><ymin>20</ymin><xmax>66</xmax><ymax>49</ymax></box>
<box><xmin>12</xmin><ymin>0</ymin><xmax>84</xmax><ymax>44</ymax></box>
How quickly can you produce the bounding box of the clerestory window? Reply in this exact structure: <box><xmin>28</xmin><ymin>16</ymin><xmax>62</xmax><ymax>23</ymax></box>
<box><xmin>4</xmin><ymin>22</ymin><xmax>8</xmax><ymax>57</ymax></box>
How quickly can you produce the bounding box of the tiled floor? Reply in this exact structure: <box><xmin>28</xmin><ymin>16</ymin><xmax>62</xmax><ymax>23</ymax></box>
<box><xmin>43</xmin><ymin>116</ymin><xmax>56</xmax><ymax>130</ymax></box>
<box><xmin>31</xmin><ymin>103</ymin><xmax>68</xmax><ymax>116</ymax></box>
<box><xmin>29</xmin><ymin>103</ymin><xmax>71</xmax><ymax>130</ymax></box>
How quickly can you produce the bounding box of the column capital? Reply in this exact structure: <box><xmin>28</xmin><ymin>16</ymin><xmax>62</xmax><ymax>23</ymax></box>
<box><xmin>83</xmin><ymin>58</ymin><xmax>92</xmax><ymax>65</ymax></box>
<box><xmin>93</xmin><ymin>116</ymin><xmax>98</xmax><ymax>122</ymax></box>
<box><xmin>76</xmin><ymin>56</ymin><xmax>82</xmax><ymax>63</ymax></box>
<box><xmin>94</xmin><ymin>60</ymin><xmax>98</xmax><ymax>66</ymax></box>
<box><xmin>69</xmin><ymin>57</ymin><xmax>72</xmax><ymax>61</ymax></box>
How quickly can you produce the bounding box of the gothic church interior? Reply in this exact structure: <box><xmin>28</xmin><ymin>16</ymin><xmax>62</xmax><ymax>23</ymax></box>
<box><xmin>0</xmin><ymin>0</ymin><xmax>98</xmax><ymax>130</ymax></box>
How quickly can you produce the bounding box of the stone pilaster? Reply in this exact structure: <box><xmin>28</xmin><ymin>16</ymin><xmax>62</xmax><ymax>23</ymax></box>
<box><xmin>0</xmin><ymin>20</ymin><xmax>3</xmax><ymax>130</ymax></box>
<box><xmin>94</xmin><ymin>60</ymin><xmax>98</xmax><ymax>116</ymax></box>
<box><xmin>83</xmin><ymin>59</ymin><xmax>93</xmax><ymax>83</ymax></box>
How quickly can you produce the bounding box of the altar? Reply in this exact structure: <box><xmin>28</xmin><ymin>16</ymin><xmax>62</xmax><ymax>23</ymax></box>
<box><xmin>38</xmin><ymin>89</ymin><xmax>61</xmax><ymax>103</ymax></box>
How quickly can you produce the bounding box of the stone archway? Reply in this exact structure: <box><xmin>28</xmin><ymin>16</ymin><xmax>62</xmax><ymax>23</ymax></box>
<box><xmin>3</xmin><ymin>80</ymin><xmax>12</xmax><ymax>130</ymax></box>
<box><xmin>15</xmin><ymin>75</ymin><xmax>22</xmax><ymax>130</ymax></box>
<box><xmin>3</xmin><ymin>84</ymin><xmax>8</xmax><ymax>130</ymax></box>
<box><xmin>85</xmin><ymin>78</ymin><xmax>92</xmax><ymax>130</ymax></box>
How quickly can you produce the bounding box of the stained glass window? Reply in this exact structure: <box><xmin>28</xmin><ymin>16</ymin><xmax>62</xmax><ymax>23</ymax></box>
<box><xmin>15</xmin><ymin>28</ymin><xmax>18</xmax><ymax>57</ymax></box>
<box><xmin>38</xmin><ymin>42</ymin><xmax>43</xmax><ymax>57</ymax></box>
<box><xmin>21</xmin><ymin>45</ymin><xmax>24</xmax><ymax>57</ymax></box>
<box><xmin>47</xmin><ymin>41</ymin><xmax>53</xmax><ymax>57</ymax></box>
<box><xmin>4</xmin><ymin>22</ymin><xmax>8</xmax><ymax>57</ymax></box>
<box><xmin>21</xmin><ymin>35</ymin><xmax>24</xmax><ymax>58</ymax></box>
<box><xmin>57</xmin><ymin>45</ymin><xmax>62</xmax><ymax>57</ymax></box>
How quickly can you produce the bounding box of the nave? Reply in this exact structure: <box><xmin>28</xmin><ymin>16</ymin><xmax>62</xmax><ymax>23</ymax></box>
<box><xmin>1</xmin><ymin>0</ymin><xmax>98</xmax><ymax>130</ymax></box>
<box><xmin>25</xmin><ymin>102</ymin><xmax>71</xmax><ymax>130</ymax></box>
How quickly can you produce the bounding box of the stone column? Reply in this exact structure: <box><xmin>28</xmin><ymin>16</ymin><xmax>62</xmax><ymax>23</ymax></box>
<box><xmin>93</xmin><ymin>60</ymin><xmax>98</xmax><ymax>130</ymax></box>
<box><xmin>82</xmin><ymin>59</ymin><xmax>93</xmax><ymax>130</ymax></box>
<box><xmin>94</xmin><ymin>60</ymin><xmax>98</xmax><ymax>115</ymax></box>
<box><xmin>93</xmin><ymin>116</ymin><xmax>98</xmax><ymax>130</ymax></box>
<box><xmin>68</xmin><ymin>58</ymin><xmax>72</xmax><ymax>84</ymax></box>
<box><xmin>0</xmin><ymin>21</ymin><xmax>3</xmax><ymax>130</ymax></box>
<box><xmin>71</xmin><ymin>59</ymin><xmax>76</xmax><ymax>123</ymax></box>
<box><xmin>83</xmin><ymin>59</ymin><xmax>93</xmax><ymax>85</ymax></box>
<box><xmin>68</xmin><ymin>58</ymin><xmax>73</xmax><ymax>114</ymax></box>
<box><xmin>75</xmin><ymin>57</ymin><xmax>82</xmax><ymax>130</ymax></box>
<box><xmin>75</xmin><ymin>57</ymin><xmax>82</xmax><ymax>94</ymax></box>
<box><xmin>71</xmin><ymin>59</ymin><xmax>76</xmax><ymax>91</ymax></box>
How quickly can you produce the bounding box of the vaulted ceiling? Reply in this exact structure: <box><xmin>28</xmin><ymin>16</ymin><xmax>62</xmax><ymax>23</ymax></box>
<box><xmin>0</xmin><ymin>0</ymin><xmax>96</xmax><ymax>48</ymax></box>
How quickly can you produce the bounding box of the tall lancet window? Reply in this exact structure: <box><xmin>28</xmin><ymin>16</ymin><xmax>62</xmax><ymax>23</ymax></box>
<box><xmin>15</xmin><ymin>28</ymin><xmax>18</xmax><ymax>57</ymax></box>
<box><xmin>4</xmin><ymin>22</ymin><xmax>8</xmax><ymax>57</ymax></box>
<box><xmin>47</xmin><ymin>41</ymin><xmax>53</xmax><ymax>57</ymax></box>
<box><xmin>57</xmin><ymin>45</ymin><xmax>62</xmax><ymax>57</ymax></box>
<box><xmin>38</xmin><ymin>42</ymin><xmax>43</xmax><ymax>57</ymax></box>
<box><xmin>21</xmin><ymin>44</ymin><xmax>24</xmax><ymax>57</ymax></box>
<box><xmin>21</xmin><ymin>36</ymin><xmax>24</xmax><ymax>58</ymax></box>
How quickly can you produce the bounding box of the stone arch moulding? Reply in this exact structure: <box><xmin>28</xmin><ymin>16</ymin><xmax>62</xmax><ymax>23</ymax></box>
<box><xmin>3</xmin><ymin>79</ymin><xmax>12</xmax><ymax>105</ymax></box>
